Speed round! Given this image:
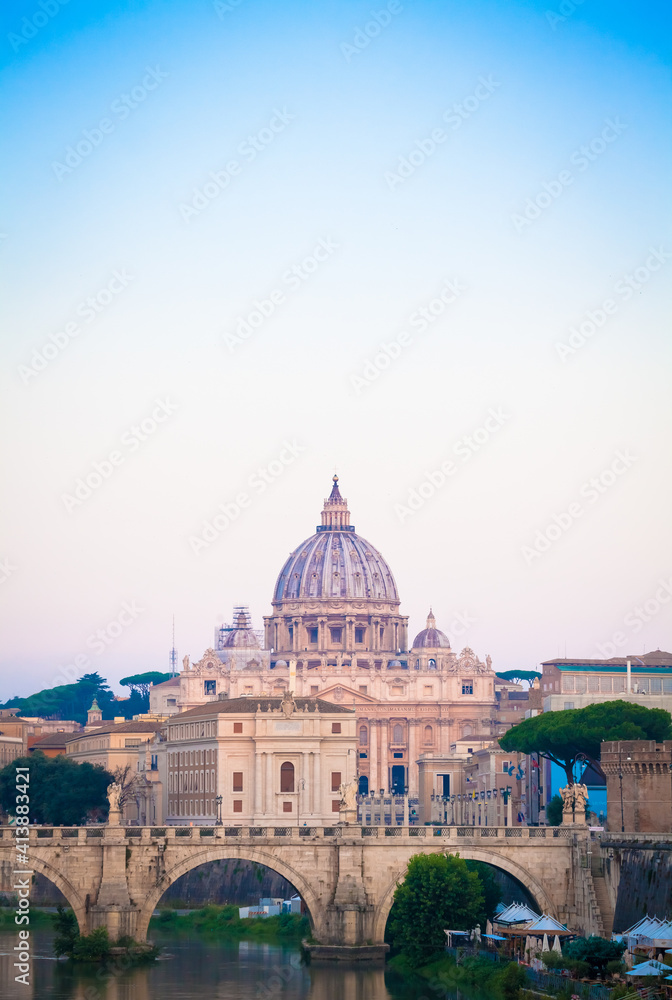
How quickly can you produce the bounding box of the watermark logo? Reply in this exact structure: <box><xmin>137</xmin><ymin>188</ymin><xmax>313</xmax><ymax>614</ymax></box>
<box><xmin>555</xmin><ymin>247</ymin><xmax>671</xmax><ymax>361</ymax></box>
<box><xmin>339</xmin><ymin>2</ymin><xmax>403</xmax><ymax>61</ymax></box>
<box><xmin>18</xmin><ymin>269</ymin><xmax>134</xmax><ymax>384</ymax></box>
<box><xmin>189</xmin><ymin>440</ymin><xmax>305</xmax><ymax>554</ymax></box>
<box><xmin>350</xmin><ymin>277</ymin><xmax>465</xmax><ymax>394</ymax></box>
<box><xmin>394</xmin><ymin>407</ymin><xmax>511</xmax><ymax>522</ymax></box>
<box><xmin>52</xmin><ymin>68</ymin><xmax>169</xmax><ymax>180</ymax></box>
<box><xmin>521</xmin><ymin>450</ymin><xmax>637</xmax><ymax>565</ymax></box>
<box><xmin>178</xmin><ymin>108</ymin><xmax>294</xmax><ymax>223</ymax></box>
<box><xmin>223</xmin><ymin>238</ymin><xmax>339</xmax><ymax>352</ymax></box>
<box><xmin>511</xmin><ymin>118</ymin><xmax>627</xmax><ymax>233</ymax></box>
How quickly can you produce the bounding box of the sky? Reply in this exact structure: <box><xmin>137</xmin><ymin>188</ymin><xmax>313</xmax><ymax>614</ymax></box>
<box><xmin>1</xmin><ymin>0</ymin><xmax>671</xmax><ymax>701</ymax></box>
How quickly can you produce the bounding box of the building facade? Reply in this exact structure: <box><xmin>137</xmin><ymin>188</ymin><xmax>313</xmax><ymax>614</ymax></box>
<box><xmin>541</xmin><ymin>652</ymin><xmax>672</xmax><ymax>712</ymax></box>
<box><xmin>601</xmin><ymin>740</ymin><xmax>672</xmax><ymax>833</ymax></box>
<box><xmin>150</xmin><ymin>477</ymin><xmax>498</xmax><ymax>798</ymax></box>
<box><xmin>164</xmin><ymin>694</ymin><xmax>356</xmax><ymax>826</ymax></box>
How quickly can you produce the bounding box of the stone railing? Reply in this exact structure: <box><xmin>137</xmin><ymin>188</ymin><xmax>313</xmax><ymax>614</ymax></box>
<box><xmin>0</xmin><ymin>824</ymin><xmax>577</xmax><ymax>843</ymax></box>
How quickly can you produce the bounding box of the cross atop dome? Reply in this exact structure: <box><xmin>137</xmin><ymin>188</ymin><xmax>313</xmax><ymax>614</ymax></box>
<box><xmin>319</xmin><ymin>474</ymin><xmax>354</xmax><ymax>531</ymax></box>
<box><xmin>426</xmin><ymin>608</ymin><xmax>436</xmax><ymax>629</ymax></box>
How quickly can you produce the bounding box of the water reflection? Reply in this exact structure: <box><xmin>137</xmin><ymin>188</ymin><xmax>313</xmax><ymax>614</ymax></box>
<box><xmin>0</xmin><ymin>929</ymin><xmax>487</xmax><ymax>1000</ymax></box>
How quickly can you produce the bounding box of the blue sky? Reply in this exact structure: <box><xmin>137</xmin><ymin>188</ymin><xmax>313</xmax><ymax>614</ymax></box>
<box><xmin>1</xmin><ymin>0</ymin><xmax>671</xmax><ymax>699</ymax></box>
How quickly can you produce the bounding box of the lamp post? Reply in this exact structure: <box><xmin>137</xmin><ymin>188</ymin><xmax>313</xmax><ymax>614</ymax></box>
<box><xmin>215</xmin><ymin>794</ymin><xmax>223</xmax><ymax>826</ymax></box>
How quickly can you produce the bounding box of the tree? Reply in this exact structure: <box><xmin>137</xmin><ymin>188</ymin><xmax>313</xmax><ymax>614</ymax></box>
<box><xmin>496</xmin><ymin>670</ymin><xmax>542</xmax><ymax>687</ymax></box>
<box><xmin>546</xmin><ymin>794</ymin><xmax>563</xmax><ymax>826</ymax></box>
<box><xmin>0</xmin><ymin>752</ymin><xmax>112</xmax><ymax>825</ymax></box>
<box><xmin>386</xmin><ymin>853</ymin><xmax>485</xmax><ymax>967</ymax></box>
<box><xmin>499</xmin><ymin>701</ymin><xmax>672</xmax><ymax>785</ymax></box>
<box><xmin>465</xmin><ymin>860</ymin><xmax>502</xmax><ymax>922</ymax></box>
<box><xmin>563</xmin><ymin>936</ymin><xmax>626</xmax><ymax>978</ymax></box>
<box><xmin>120</xmin><ymin>672</ymin><xmax>171</xmax><ymax>705</ymax></box>
<box><xmin>1</xmin><ymin>672</ymin><xmax>115</xmax><ymax>725</ymax></box>
<box><xmin>110</xmin><ymin>764</ymin><xmax>140</xmax><ymax>810</ymax></box>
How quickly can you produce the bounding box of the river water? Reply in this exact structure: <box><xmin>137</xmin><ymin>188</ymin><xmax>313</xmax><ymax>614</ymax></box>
<box><xmin>0</xmin><ymin>928</ymin><xmax>491</xmax><ymax>1000</ymax></box>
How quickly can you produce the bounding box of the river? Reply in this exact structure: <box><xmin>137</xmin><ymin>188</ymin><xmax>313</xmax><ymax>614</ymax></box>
<box><xmin>0</xmin><ymin>928</ymin><xmax>492</xmax><ymax>1000</ymax></box>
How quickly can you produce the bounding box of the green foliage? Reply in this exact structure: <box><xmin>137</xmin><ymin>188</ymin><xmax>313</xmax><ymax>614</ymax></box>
<box><xmin>0</xmin><ymin>752</ymin><xmax>112</xmax><ymax>825</ymax></box>
<box><xmin>499</xmin><ymin>701</ymin><xmax>672</xmax><ymax>784</ymax></box>
<box><xmin>150</xmin><ymin>905</ymin><xmax>309</xmax><ymax>941</ymax></box>
<box><xmin>465</xmin><ymin>860</ymin><xmax>503</xmax><ymax>922</ymax></box>
<box><xmin>496</xmin><ymin>670</ymin><xmax>542</xmax><ymax>686</ymax></box>
<box><xmin>496</xmin><ymin>960</ymin><xmax>528</xmax><ymax>999</ymax></box>
<box><xmin>1</xmin><ymin>672</ymin><xmax>115</xmax><ymax>724</ymax></box>
<box><xmin>546</xmin><ymin>794</ymin><xmax>563</xmax><ymax>826</ymax></box>
<box><xmin>541</xmin><ymin>950</ymin><xmax>565</xmax><ymax>970</ymax></box>
<box><xmin>71</xmin><ymin>926</ymin><xmax>112</xmax><ymax>962</ymax></box>
<box><xmin>119</xmin><ymin>672</ymin><xmax>171</xmax><ymax>709</ymax></box>
<box><xmin>53</xmin><ymin>906</ymin><xmax>79</xmax><ymax>957</ymax></box>
<box><xmin>563</xmin><ymin>936</ymin><xmax>626</xmax><ymax>978</ymax></box>
<box><xmin>386</xmin><ymin>853</ymin><xmax>486</xmax><ymax>967</ymax></box>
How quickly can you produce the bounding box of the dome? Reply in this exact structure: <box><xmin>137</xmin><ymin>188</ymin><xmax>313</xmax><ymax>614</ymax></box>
<box><xmin>412</xmin><ymin>610</ymin><xmax>451</xmax><ymax>649</ymax></box>
<box><xmin>220</xmin><ymin>608</ymin><xmax>261</xmax><ymax>649</ymax></box>
<box><xmin>273</xmin><ymin>476</ymin><xmax>399</xmax><ymax>604</ymax></box>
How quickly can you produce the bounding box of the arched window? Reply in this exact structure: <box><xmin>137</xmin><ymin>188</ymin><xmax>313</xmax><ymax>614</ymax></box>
<box><xmin>462</xmin><ymin>724</ymin><xmax>472</xmax><ymax>737</ymax></box>
<box><xmin>428</xmin><ymin>658</ymin><xmax>437</xmax><ymax>669</ymax></box>
<box><xmin>280</xmin><ymin>761</ymin><xmax>295</xmax><ymax>792</ymax></box>
<box><xmin>392</xmin><ymin>723</ymin><xmax>403</xmax><ymax>743</ymax></box>
<box><xmin>359</xmin><ymin>726</ymin><xmax>368</xmax><ymax>745</ymax></box>
<box><xmin>424</xmin><ymin>725</ymin><xmax>433</xmax><ymax>744</ymax></box>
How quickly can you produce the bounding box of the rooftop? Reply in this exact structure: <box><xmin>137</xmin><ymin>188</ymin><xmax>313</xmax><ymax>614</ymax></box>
<box><xmin>171</xmin><ymin>696</ymin><xmax>355</xmax><ymax>719</ymax></box>
<box><xmin>66</xmin><ymin>721</ymin><xmax>164</xmax><ymax>741</ymax></box>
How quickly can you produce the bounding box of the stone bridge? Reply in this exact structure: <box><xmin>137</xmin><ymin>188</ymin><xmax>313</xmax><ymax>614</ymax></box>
<box><xmin>0</xmin><ymin>824</ymin><xmax>602</xmax><ymax>958</ymax></box>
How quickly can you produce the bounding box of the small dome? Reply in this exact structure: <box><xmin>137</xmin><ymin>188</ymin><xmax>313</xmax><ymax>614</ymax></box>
<box><xmin>275</xmin><ymin>660</ymin><xmax>288</xmax><ymax>667</ymax></box>
<box><xmin>220</xmin><ymin>608</ymin><xmax>260</xmax><ymax>649</ymax></box>
<box><xmin>412</xmin><ymin>609</ymin><xmax>451</xmax><ymax>649</ymax></box>
<box><xmin>389</xmin><ymin>659</ymin><xmax>402</xmax><ymax>667</ymax></box>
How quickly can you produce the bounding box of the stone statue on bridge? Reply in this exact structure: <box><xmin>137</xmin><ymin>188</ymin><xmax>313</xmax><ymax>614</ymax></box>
<box><xmin>106</xmin><ymin>782</ymin><xmax>123</xmax><ymax>822</ymax></box>
<box><xmin>560</xmin><ymin>782</ymin><xmax>588</xmax><ymax>825</ymax></box>
<box><xmin>339</xmin><ymin>777</ymin><xmax>358</xmax><ymax>822</ymax></box>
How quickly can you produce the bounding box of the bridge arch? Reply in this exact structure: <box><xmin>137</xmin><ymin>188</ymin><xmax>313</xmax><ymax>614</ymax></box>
<box><xmin>372</xmin><ymin>846</ymin><xmax>557</xmax><ymax>943</ymax></box>
<box><xmin>135</xmin><ymin>845</ymin><xmax>324</xmax><ymax>943</ymax></box>
<box><xmin>24</xmin><ymin>855</ymin><xmax>88</xmax><ymax>935</ymax></box>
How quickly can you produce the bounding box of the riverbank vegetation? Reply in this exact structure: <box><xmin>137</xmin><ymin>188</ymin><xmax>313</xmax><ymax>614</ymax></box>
<box><xmin>389</xmin><ymin>953</ymin><xmax>528</xmax><ymax>1000</ymax></box>
<box><xmin>151</xmin><ymin>904</ymin><xmax>310</xmax><ymax>941</ymax></box>
<box><xmin>53</xmin><ymin>906</ymin><xmax>159</xmax><ymax>964</ymax></box>
<box><xmin>0</xmin><ymin>902</ymin><xmax>54</xmax><ymax>927</ymax></box>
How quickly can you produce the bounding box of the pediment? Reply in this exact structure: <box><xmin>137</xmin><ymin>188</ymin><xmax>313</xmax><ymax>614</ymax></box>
<box><xmin>318</xmin><ymin>683</ymin><xmax>380</xmax><ymax>705</ymax></box>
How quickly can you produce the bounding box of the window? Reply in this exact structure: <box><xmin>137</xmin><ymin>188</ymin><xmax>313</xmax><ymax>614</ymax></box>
<box><xmin>167</xmin><ymin>698</ymin><xmax>176</xmax><ymax>706</ymax></box>
<box><xmin>393</xmin><ymin>752</ymin><xmax>403</xmax><ymax>758</ymax></box>
<box><xmin>233</xmin><ymin>800</ymin><xmax>242</xmax><ymax>813</ymax></box>
<box><xmin>650</xmin><ymin>678</ymin><xmax>662</xmax><ymax>694</ymax></box>
<box><xmin>423</xmin><ymin>685</ymin><xmax>433</xmax><ymax>695</ymax></box>
<box><xmin>359</xmin><ymin>752</ymin><xmax>367</xmax><ymax>759</ymax></box>
<box><xmin>125</xmin><ymin>739</ymin><xmax>141</xmax><ymax>748</ymax></box>
<box><xmin>588</xmin><ymin>676</ymin><xmax>599</xmax><ymax>693</ymax></box>
<box><xmin>330</xmin><ymin>627</ymin><xmax>342</xmax><ymax>643</ymax></box>
<box><xmin>233</xmin><ymin>723</ymin><xmax>243</xmax><ymax>734</ymax></box>
<box><xmin>283</xmin><ymin>801</ymin><xmax>292</xmax><ymax>812</ymax></box>
<box><xmin>428</xmin><ymin>658</ymin><xmax>437</xmax><ymax>669</ymax></box>
<box><xmin>392</xmin><ymin>723</ymin><xmax>403</xmax><ymax>743</ymax></box>
<box><xmin>233</xmin><ymin>772</ymin><xmax>243</xmax><ymax>792</ymax></box>
<box><xmin>359</xmin><ymin>726</ymin><xmax>368</xmax><ymax>745</ymax></box>
<box><xmin>244</xmin><ymin>685</ymin><xmax>253</xmax><ymax>694</ymax></box>
<box><xmin>613</xmin><ymin>676</ymin><xmax>626</xmax><ymax>693</ymax></box>
<box><xmin>564</xmin><ymin>702</ymin><xmax>575</xmax><ymax>710</ymax></box>
<box><xmin>423</xmin><ymin>725</ymin><xmax>433</xmax><ymax>744</ymax></box>
<box><xmin>309</xmin><ymin>627</ymin><xmax>318</xmax><ymax>643</ymax></box>
<box><xmin>332</xmin><ymin>800</ymin><xmax>340</xmax><ymax>812</ymax></box>
<box><xmin>331</xmin><ymin>771</ymin><xmax>341</xmax><ymax>791</ymax></box>
<box><xmin>204</xmin><ymin>680</ymin><xmax>216</xmax><ymax>695</ymax></box>
<box><xmin>280</xmin><ymin>761</ymin><xmax>295</xmax><ymax>792</ymax></box>
<box><xmin>502</xmin><ymin>760</ymin><xmax>512</xmax><ymax>773</ymax></box>
<box><xmin>331</xmin><ymin>723</ymin><xmax>341</xmax><ymax>734</ymax></box>
<box><xmin>359</xmin><ymin>685</ymin><xmax>367</xmax><ymax>694</ymax></box>
<box><xmin>355</xmin><ymin>627</ymin><xmax>365</xmax><ymax>643</ymax></box>
<box><xmin>205</xmin><ymin>771</ymin><xmax>210</xmax><ymax>792</ymax></box>
<box><xmin>462</xmin><ymin>681</ymin><xmax>473</xmax><ymax>695</ymax></box>
<box><xmin>562</xmin><ymin>674</ymin><xmax>575</xmax><ymax>693</ymax></box>
<box><xmin>310</xmin><ymin>685</ymin><xmax>319</xmax><ymax>695</ymax></box>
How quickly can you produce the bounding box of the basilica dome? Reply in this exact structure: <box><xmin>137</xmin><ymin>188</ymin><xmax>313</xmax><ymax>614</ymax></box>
<box><xmin>412</xmin><ymin>610</ymin><xmax>451</xmax><ymax>648</ymax></box>
<box><xmin>273</xmin><ymin>477</ymin><xmax>399</xmax><ymax>604</ymax></box>
<box><xmin>219</xmin><ymin>608</ymin><xmax>261</xmax><ymax>648</ymax></box>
